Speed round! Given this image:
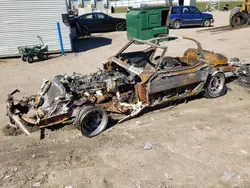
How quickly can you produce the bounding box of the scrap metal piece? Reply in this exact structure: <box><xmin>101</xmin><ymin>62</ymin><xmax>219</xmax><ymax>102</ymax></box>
<box><xmin>40</xmin><ymin>128</ymin><xmax>45</xmax><ymax>140</ymax></box>
<box><xmin>37</xmin><ymin>113</ymin><xmax>70</xmax><ymax>128</ymax></box>
<box><xmin>6</xmin><ymin>89</ymin><xmax>31</xmax><ymax>135</ymax></box>
<box><xmin>118</xmin><ymin>102</ymin><xmax>147</xmax><ymax>123</ymax></box>
<box><xmin>39</xmin><ymin>79</ymin><xmax>50</xmax><ymax>96</ymax></box>
<box><xmin>9</xmin><ymin>114</ymin><xmax>30</xmax><ymax>135</ymax></box>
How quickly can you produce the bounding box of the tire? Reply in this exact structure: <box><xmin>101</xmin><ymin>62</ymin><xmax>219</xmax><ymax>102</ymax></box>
<box><xmin>172</xmin><ymin>20</ymin><xmax>181</xmax><ymax>29</ymax></box>
<box><xmin>82</xmin><ymin>25</ymin><xmax>90</xmax><ymax>35</ymax></box>
<box><xmin>116</xmin><ymin>22</ymin><xmax>125</xmax><ymax>31</ymax></box>
<box><xmin>37</xmin><ymin>53</ymin><xmax>43</xmax><ymax>60</ymax></box>
<box><xmin>21</xmin><ymin>55</ymin><xmax>27</xmax><ymax>61</ymax></box>
<box><xmin>229</xmin><ymin>7</ymin><xmax>248</xmax><ymax>27</ymax></box>
<box><xmin>248</xmin><ymin>15</ymin><xmax>250</xmax><ymax>25</ymax></box>
<box><xmin>42</xmin><ymin>53</ymin><xmax>48</xmax><ymax>60</ymax></box>
<box><xmin>204</xmin><ymin>72</ymin><xmax>227</xmax><ymax>98</ymax></box>
<box><xmin>74</xmin><ymin>105</ymin><xmax>93</xmax><ymax>130</ymax></box>
<box><xmin>75</xmin><ymin>105</ymin><xmax>108</xmax><ymax>137</ymax></box>
<box><xmin>27</xmin><ymin>56</ymin><xmax>34</xmax><ymax>63</ymax></box>
<box><xmin>203</xmin><ymin>19</ymin><xmax>211</xmax><ymax>27</ymax></box>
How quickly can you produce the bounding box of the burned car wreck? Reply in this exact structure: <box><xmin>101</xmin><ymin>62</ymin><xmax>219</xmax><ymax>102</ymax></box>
<box><xmin>6</xmin><ymin>35</ymin><xmax>249</xmax><ymax>138</ymax></box>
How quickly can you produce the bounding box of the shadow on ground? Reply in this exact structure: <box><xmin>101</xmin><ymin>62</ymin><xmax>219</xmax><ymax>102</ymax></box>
<box><xmin>28</xmin><ymin>54</ymin><xmax>60</xmax><ymax>64</ymax></box>
<box><xmin>72</xmin><ymin>36</ymin><xmax>112</xmax><ymax>53</ymax></box>
<box><xmin>171</xmin><ymin>25</ymin><xmax>214</xmax><ymax>30</ymax></box>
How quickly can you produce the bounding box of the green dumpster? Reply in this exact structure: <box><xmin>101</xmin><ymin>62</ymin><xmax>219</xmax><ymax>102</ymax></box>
<box><xmin>126</xmin><ymin>6</ymin><xmax>170</xmax><ymax>41</ymax></box>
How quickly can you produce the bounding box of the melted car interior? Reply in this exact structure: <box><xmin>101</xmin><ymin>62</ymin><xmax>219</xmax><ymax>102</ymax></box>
<box><xmin>118</xmin><ymin>46</ymin><xmax>201</xmax><ymax>71</ymax></box>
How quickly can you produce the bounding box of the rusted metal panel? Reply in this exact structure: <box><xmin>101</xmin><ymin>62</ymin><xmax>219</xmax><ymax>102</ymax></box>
<box><xmin>38</xmin><ymin>113</ymin><xmax>70</xmax><ymax>128</ymax></box>
<box><xmin>99</xmin><ymin>102</ymin><xmax>131</xmax><ymax>114</ymax></box>
<box><xmin>148</xmin><ymin>70</ymin><xmax>208</xmax><ymax>94</ymax></box>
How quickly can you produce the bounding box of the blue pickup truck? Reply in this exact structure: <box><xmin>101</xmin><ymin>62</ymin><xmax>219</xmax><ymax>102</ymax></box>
<box><xmin>168</xmin><ymin>6</ymin><xmax>214</xmax><ymax>29</ymax></box>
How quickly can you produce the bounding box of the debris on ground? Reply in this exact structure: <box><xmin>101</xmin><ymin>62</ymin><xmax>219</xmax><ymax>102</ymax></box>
<box><xmin>240</xmin><ymin>150</ymin><xmax>248</xmax><ymax>154</ymax></box>
<box><xmin>229</xmin><ymin>58</ymin><xmax>250</xmax><ymax>88</ymax></box>
<box><xmin>13</xmin><ymin>167</ymin><xmax>18</xmax><ymax>172</ymax></box>
<box><xmin>65</xmin><ymin>186</ymin><xmax>73</xmax><ymax>188</ymax></box>
<box><xmin>2</xmin><ymin>124</ymin><xmax>39</xmax><ymax>136</ymax></box>
<box><xmin>32</xmin><ymin>182</ymin><xmax>41</xmax><ymax>187</ymax></box>
<box><xmin>222</xmin><ymin>171</ymin><xmax>235</xmax><ymax>180</ymax></box>
<box><xmin>2</xmin><ymin>124</ymin><xmax>23</xmax><ymax>136</ymax></box>
<box><xmin>3</xmin><ymin>175</ymin><xmax>10</xmax><ymax>180</ymax></box>
<box><xmin>144</xmin><ymin>142</ymin><xmax>152</xmax><ymax>150</ymax></box>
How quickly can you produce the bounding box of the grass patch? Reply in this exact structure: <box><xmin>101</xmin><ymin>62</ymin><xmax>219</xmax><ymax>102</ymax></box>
<box><xmin>114</xmin><ymin>1</ymin><xmax>242</xmax><ymax>13</ymax></box>
<box><xmin>196</xmin><ymin>1</ymin><xmax>242</xmax><ymax>11</ymax></box>
<box><xmin>114</xmin><ymin>7</ymin><xmax>127</xmax><ymax>13</ymax></box>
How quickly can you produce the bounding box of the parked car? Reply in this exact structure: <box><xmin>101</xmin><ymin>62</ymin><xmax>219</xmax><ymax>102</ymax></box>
<box><xmin>168</xmin><ymin>6</ymin><xmax>214</xmax><ymax>29</ymax></box>
<box><xmin>70</xmin><ymin>12</ymin><xmax>126</xmax><ymax>35</ymax></box>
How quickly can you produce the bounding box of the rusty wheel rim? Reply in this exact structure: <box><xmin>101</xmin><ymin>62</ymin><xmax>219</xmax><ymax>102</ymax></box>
<box><xmin>79</xmin><ymin>107</ymin><xmax>108</xmax><ymax>137</ymax></box>
<box><xmin>208</xmin><ymin>73</ymin><xmax>225</xmax><ymax>96</ymax></box>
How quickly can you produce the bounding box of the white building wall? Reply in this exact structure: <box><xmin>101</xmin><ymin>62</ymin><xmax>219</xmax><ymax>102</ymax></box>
<box><xmin>0</xmin><ymin>0</ymin><xmax>72</xmax><ymax>57</ymax></box>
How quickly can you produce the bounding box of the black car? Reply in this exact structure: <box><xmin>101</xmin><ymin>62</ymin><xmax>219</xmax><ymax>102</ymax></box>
<box><xmin>70</xmin><ymin>12</ymin><xmax>126</xmax><ymax>35</ymax></box>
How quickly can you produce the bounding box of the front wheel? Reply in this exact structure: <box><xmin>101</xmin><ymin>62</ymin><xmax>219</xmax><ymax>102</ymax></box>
<box><xmin>116</xmin><ymin>22</ymin><xmax>125</xmax><ymax>31</ymax></box>
<box><xmin>75</xmin><ymin>105</ymin><xmax>108</xmax><ymax>137</ymax></box>
<box><xmin>21</xmin><ymin>55</ymin><xmax>27</xmax><ymax>61</ymax></box>
<box><xmin>203</xmin><ymin>72</ymin><xmax>227</xmax><ymax>98</ymax></box>
<box><xmin>27</xmin><ymin>56</ymin><xmax>34</xmax><ymax>63</ymax></box>
<box><xmin>203</xmin><ymin>19</ymin><xmax>211</xmax><ymax>27</ymax></box>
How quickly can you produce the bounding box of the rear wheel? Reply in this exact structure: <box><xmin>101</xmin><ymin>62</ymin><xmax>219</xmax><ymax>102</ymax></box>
<box><xmin>172</xmin><ymin>20</ymin><xmax>181</xmax><ymax>29</ymax></box>
<box><xmin>21</xmin><ymin>55</ymin><xmax>27</xmax><ymax>61</ymax></box>
<box><xmin>116</xmin><ymin>22</ymin><xmax>125</xmax><ymax>31</ymax></box>
<box><xmin>75</xmin><ymin>105</ymin><xmax>108</xmax><ymax>137</ymax></box>
<box><xmin>204</xmin><ymin>72</ymin><xmax>227</xmax><ymax>98</ymax></box>
<box><xmin>229</xmin><ymin>7</ymin><xmax>248</xmax><ymax>27</ymax></box>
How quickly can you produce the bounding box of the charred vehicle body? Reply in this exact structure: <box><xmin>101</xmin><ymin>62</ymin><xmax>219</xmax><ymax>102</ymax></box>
<box><xmin>6</xmin><ymin>36</ymin><xmax>248</xmax><ymax>138</ymax></box>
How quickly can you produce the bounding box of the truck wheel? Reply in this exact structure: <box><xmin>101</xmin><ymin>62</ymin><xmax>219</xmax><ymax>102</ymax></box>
<box><xmin>229</xmin><ymin>7</ymin><xmax>248</xmax><ymax>27</ymax></box>
<box><xmin>172</xmin><ymin>20</ymin><xmax>181</xmax><ymax>29</ymax></box>
<box><xmin>203</xmin><ymin>19</ymin><xmax>211</xmax><ymax>27</ymax></box>
<box><xmin>75</xmin><ymin>105</ymin><xmax>108</xmax><ymax>137</ymax></box>
<box><xmin>204</xmin><ymin>72</ymin><xmax>227</xmax><ymax>98</ymax></box>
<box><xmin>27</xmin><ymin>56</ymin><xmax>34</xmax><ymax>63</ymax></box>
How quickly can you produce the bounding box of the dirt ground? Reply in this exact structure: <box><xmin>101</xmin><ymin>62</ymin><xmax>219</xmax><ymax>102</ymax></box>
<box><xmin>0</xmin><ymin>12</ymin><xmax>250</xmax><ymax>188</ymax></box>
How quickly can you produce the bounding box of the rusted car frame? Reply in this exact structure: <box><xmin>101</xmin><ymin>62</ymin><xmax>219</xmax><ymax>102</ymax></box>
<box><xmin>6</xmin><ymin>35</ymin><xmax>245</xmax><ymax>138</ymax></box>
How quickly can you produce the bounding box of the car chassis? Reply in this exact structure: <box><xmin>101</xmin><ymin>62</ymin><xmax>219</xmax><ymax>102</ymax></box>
<box><xmin>6</xmin><ymin>35</ymin><xmax>249</xmax><ymax>139</ymax></box>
